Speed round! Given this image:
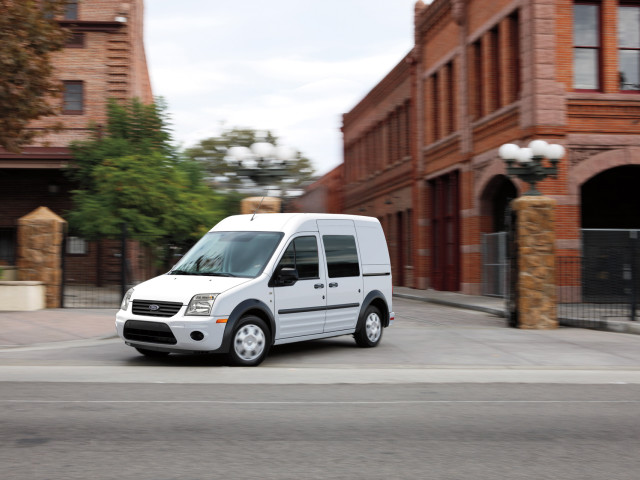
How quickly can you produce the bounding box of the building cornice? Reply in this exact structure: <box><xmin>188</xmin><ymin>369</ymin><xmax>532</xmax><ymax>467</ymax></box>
<box><xmin>342</xmin><ymin>52</ymin><xmax>414</xmax><ymax>128</ymax></box>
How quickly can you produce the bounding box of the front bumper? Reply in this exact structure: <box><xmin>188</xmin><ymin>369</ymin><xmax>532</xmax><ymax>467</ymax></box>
<box><xmin>115</xmin><ymin>307</ymin><xmax>228</xmax><ymax>353</ymax></box>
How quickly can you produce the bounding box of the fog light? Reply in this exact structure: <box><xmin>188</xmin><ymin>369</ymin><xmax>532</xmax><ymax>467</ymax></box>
<box><xmin>190</xmin><ymin>331</ymin><xmax>204</xmax><ymax>341</ymax></box>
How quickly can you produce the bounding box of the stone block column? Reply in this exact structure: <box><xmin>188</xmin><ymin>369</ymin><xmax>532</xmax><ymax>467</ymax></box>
<box><xmin>513</xmin><ymin>196</ymin><xmax>557</xmax><ymax>329</ymax></box>
<box><xmin>17</xmin><ymin>207</ymin><xmax>67</xmax><ymax>308</ymax></box>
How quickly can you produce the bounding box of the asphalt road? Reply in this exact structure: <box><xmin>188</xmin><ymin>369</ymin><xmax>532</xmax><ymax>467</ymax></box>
<box><xmin>2</xmin><ymin>298</ymin><xmax>640</xmax><ymax>479</ymax></box>
<box><xmin>2</xmin><ymin>382</ymin><xmax>640</xmax><ymax>480</ymax></box>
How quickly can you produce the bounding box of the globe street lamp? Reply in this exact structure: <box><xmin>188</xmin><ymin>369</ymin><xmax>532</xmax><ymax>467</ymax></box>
<box><xmin>226</xmin><ymin>142</ymin><xmax>296</xmax><ymax>195</ymax></box>
<box><xmin>498</xmin><ymin>140</ymin><xmax>565</xmax><ymax>196</ymax></box>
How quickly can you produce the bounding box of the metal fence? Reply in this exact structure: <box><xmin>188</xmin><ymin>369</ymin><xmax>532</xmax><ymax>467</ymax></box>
<box><xmin>482</xmin><ymin>232</ymin><xmax>508</xmax><ymax>297</ymax></box>
<box><xmin>62</xmin><ymin>228</ymin><xmax>193</xmax><ymax>308</ymax></box>
<box><xmin>557</xmin><ymin>229</ymin><xmax>640</xmax><ymax>327</ymax></box>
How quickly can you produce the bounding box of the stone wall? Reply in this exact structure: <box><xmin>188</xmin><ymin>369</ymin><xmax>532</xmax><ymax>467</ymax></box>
<box><xmin>17</xmin><ymin>207</ymin><xmax>67</xmax><ymax>308</ymax></box>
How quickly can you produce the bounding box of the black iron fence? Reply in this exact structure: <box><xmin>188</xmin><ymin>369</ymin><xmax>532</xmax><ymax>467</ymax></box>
<box><xmin>557</xmin><ymin>231</ymin><xmax>640</xmax><ymax>327</ymax></box>
<box><xmin>62</xmin><ymin>227</ymin><xmax>193</xmax><ymax>308</ymax></box>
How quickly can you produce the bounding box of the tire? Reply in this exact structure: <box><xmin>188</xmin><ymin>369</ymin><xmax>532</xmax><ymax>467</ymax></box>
<box><xmin>135</xmin><ymin>347</ymin><xmax>170</xmax><ymax>358</ymax></box>
<box><xmin>227</xmin><ymin>316</ymin><xmax>270</xmax><ymax>366</ymax></box>
<box><xmin>354</xmin><ymin>305</ymin><xmax>384</xmax><ymax>348</ymax></box>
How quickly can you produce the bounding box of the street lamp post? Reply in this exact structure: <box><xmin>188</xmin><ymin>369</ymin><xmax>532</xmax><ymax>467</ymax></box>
<box><xmin>226</xmin><ymin>141</ymin><xmax>296</xmax><ymax>194</ymax></box>
<box><xmin>499</xmin><ymin>139</ymin><xmax>565</xmax><ymax>330</ymax></box>
<box><xmin>498</xmin><ymin>140</ymin><xmax>565</xmax><ymax>196</ymax></box>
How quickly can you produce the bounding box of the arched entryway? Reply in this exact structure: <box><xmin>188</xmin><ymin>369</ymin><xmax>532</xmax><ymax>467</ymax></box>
<box><xmin>582</xmin><ymin>165</ymin><xmax>640</xmax><ymax>229</ymax></box>
<box><xmin>480</xmin><ymin>174</ymin><xmax>518</xmax><ymax>232</ymax></box>
<box><xmin>479</xmin><ymin>174</ymin><xmax>518</xmax><ymax>297</ymax></box>
<box><xmin>581</xmin><ymin>165</ymin><xmax>640</xmax><ymax>302</ymax></box>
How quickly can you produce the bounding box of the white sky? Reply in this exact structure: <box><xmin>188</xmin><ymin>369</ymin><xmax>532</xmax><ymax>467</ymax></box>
<box><xmin>144</xmin><ymin>0</ymin><xmax>420</xmax><ymax>175</ymax></box>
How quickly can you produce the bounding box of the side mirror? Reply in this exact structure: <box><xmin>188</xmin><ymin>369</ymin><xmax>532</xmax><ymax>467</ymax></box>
<box><xmin>275</xmin><ymin>267</ymin><xmax>299</xmax><ymax>287</ymax></box>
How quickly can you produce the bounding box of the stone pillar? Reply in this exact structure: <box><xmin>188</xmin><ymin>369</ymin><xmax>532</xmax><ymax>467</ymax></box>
<box><xmin>513</xmin><ymin>196</ymin><xmax>557</xmax><ymax>329</ymax></box>
<box><xmin>17</xmin><ymin>207</ymin><xmax>67</xmax><ymax>308</ymax></box>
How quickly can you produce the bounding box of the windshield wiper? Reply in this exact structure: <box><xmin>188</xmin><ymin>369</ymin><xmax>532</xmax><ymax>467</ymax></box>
<box><xmin>169</xmin><ymin>270</ymin><xmax>236</xmax><ymax>277</ymax></box>
<box><xmin>168</xmin><ymin>269</ymin><xmax>191</xmax><ymax>275</ymax></box>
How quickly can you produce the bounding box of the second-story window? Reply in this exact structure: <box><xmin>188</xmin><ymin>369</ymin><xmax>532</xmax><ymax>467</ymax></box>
<box><xmin>65</xmin><ymin>0</ymin><xmax>78</xmax><ymax>20</ymax></box>
<box><xmin>573</xmin><ymin>2</ymin><xmax>601</xmax><ymax>90</ymax></box>
<box><xmin>63</xmin><ymin>81</ymin><xmax>84</xmax><ymax>114</ymax></box>
<box><xmin>619</xmin><ymin>4</ymin><xmax>640</xmax><ymax>91</ymax></box>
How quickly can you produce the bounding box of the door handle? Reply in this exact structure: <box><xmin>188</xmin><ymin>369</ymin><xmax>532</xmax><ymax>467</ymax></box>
<box><xmin>314</xmin><ymin>283</ymin><xmax>324</xmax><ymax>289</ymax></box>
<box><xmin>329</xmin><ymin>282</ymin><xmax>338</xmax><ymax>288</ymax></box>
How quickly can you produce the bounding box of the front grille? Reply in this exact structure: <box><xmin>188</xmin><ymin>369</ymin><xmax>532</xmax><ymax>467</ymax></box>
<box><xmin>123</xmin><ymin>320</ymin><xmax>177</xmax><ymax>345</ymax></box>
<box><xmin>132</xmin><ymin>299</ymin><xmax>182</xmax><ymax>318</ymax></box>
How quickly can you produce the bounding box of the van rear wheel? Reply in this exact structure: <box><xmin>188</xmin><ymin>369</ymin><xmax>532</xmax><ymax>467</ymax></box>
<box><xmin>354</xmin><ymin>306</ymin><xmax>383</xmax><ymax>348</ymax></box>
<box><xmin>228</xmin><ymin>316</ymin><xmax>270</xmax><ymax>366</ymax></box>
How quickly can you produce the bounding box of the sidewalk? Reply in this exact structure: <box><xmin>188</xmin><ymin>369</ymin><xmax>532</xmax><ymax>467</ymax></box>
<box><xmin>394</xmin><ymin>286</ymin><xmax>640</xmax><ymax>336</ymax></box>
<box><xmin>1</xmin><ymin>288</ymin><xmax>639</xmax><ymax>349</ymax></box>
<box><xmin>0</xmin><ymin>308</ymin><xmax>116</xmax><ymax>348</ymax></box>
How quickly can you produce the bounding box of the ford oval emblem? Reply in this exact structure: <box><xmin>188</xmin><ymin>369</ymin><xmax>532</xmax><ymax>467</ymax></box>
<box><xmin>148</xmin><ymin>304</ymin><xmax>160</xmax><ymax>311</ymax></box>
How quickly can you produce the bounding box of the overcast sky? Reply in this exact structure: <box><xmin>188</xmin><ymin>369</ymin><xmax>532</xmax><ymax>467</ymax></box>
<box><xmin>144</xmin><ymin>0</ymin><xmax>420</xmax><ymax>175</ymax></box>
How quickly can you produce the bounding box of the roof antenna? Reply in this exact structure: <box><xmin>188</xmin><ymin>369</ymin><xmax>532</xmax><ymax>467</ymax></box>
<box><xmin>251</xmin><ymin>196</ymin><xmax>265</xmax><ymax>221</ymax></box>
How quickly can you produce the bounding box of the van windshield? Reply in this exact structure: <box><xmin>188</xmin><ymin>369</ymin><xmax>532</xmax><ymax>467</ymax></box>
<box><xmin>169</xmin><ymin>231</ymin><xmax>284</xmax><ymax>278</ymax></box>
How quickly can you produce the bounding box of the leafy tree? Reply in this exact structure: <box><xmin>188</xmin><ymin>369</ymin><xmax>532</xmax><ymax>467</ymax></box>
<box><xmin>0</xmin><ymin>0</ymin><xmax>69</xmax><ymax>152</ymax></box>
<box><xmin>66</xmin><ymin>98</ymin><xmax>223</xmax><ymax>249</ymax></box>
<box><xmin>185</xmin><ymin>127</ymin><xmax>315</xmax><ymax>197</ymax></box>
<box><xmin>67</xmin><ymin>98</ymin><xmax>174</xmax><ymax>190</ymax></box>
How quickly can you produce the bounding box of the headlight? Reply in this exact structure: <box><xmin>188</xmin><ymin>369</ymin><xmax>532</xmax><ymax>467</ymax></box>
<box><xmin>186</xmin><ymin>293</ymin><xmax>218</xmax><ymax>316</ymax></box>
<box><xmin>121</xmin><ymin>288</ymin><xmax>134</xmax><ymax>311</ymax></box>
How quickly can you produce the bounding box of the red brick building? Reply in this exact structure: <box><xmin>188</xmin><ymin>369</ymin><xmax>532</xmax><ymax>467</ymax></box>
<box><xmin>0</xmin><ymin>0</ymin><xmax>152</xmax><ymax>268</ymax></box>
<box><xmin>302</xmin><ymin>0</ymin><xmax>640</xmax><ymax>294</ymax></box>
<box><xmin>291</xmin><ymin>165</ymin><xmax>344</xmax><ymax>214</ymax></box>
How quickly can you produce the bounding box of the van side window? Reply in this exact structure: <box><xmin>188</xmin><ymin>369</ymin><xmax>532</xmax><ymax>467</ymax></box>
<box><xmin>323</xmin><ymin>235</ymin><xmax>360</xmax><ymax>278</ymax></box>
<box><xmin>276</xmin><ymin>236</ymin><xmax>319</xmax><ymax>280</ymax></box>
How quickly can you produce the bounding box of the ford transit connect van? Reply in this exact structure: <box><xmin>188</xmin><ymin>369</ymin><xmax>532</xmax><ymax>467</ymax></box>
<box><xmin>116</xmin><ymin>213</ymin><xmax>394</xmax><ymax>366</ymax></box>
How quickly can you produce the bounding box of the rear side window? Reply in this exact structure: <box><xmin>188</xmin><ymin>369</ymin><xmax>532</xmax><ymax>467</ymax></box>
<box><xmin>323</xmin><ymin>235</ymin><xmax>360</xmax><ymax>278</ymax></box>
<box><xmin>277</xmin><ymin>236</ymin><xmax>319</xmax><ymax>279</ymax></box>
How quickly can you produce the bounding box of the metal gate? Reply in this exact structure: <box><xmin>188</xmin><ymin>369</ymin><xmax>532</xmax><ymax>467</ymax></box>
<box><xmin>62</xmin><ymin>227</ymin><xmax>191</xmax><ymax>308</ymax></box>
<box><xmin>557</xmin><ymin>229</ymin><xmax>640</xmax><ymax>326</ymax></box>
<box><xmin>481</xmin><ymin>232</ymin><xmax>507</xmax><ymax>297</ymax></box>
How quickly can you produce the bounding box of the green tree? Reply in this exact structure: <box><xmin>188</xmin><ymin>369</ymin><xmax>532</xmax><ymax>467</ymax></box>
<box><xmin>0</xmin><ymin>0</ymin><xmax>69</xmax><ymax>152</ymax></box>
<box><xmin>66</xmin><ymin>98</ymin><xmax>223</xmax><ymax>248</ymax></box>
<box><xmin>185</xmin><ymin>127</ymin><xmax>315</xmax><ymax>197</ymax></box>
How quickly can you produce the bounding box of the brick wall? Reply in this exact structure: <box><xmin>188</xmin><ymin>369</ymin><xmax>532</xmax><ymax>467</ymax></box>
<box><xmin>308</xmin><ymin>0</ymin><xmax>640</xmax><ymax>293</ymax></box>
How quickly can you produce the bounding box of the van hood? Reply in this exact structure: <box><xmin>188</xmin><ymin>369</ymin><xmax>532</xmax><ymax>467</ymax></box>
<box><xmin>131</xmin><ymin>274</ymin><xmax>253</xmax><ymax>304</ymax></box>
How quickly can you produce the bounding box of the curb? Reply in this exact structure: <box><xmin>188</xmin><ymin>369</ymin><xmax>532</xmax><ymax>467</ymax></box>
<box><xmin>394</xmin><ymin>293</ymin><xmax>640</xmax><ymax>336</ymax></box>
<box><xmin>393</xmin><ymin>292</ymin><xmax>506</xmax><ymax>317</ymax></box>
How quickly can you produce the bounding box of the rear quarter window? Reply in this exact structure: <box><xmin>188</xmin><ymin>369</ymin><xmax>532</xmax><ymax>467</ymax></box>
<box><xmin>323</xmin><ymin>235</ymin><xmax>360</xmax><ymax>278</ymax></box>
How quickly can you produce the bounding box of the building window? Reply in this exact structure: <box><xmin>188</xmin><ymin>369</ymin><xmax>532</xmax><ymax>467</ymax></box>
<box><xmin>489</xmin><ymin>26</ymin><xmax>500</xmax><ymax>111</ymax></box>
<box><xmin>65</xmin><ymin>0</ymin><xmax>78</xmax><ymax>20</ymax></box>
<box><xmin>619</xmin><ymin>4</ymin><xmax>640</xmax><ymax>91</ymax></box>
<box><xmin>508</xmin><ymin>10</ymin><xmax>521</xmax><ymax>102</ymax></box>
<box><xmin>431</xmin><ymin>72</ymin><xmax>440</xmax><ymax>141</ymax></box>
<box><xmin>445</xmin><ymin>62</ymin><xmax>455</xmax><ymax>135</ymax></box>
<box><xmin>63</xmin><ymin>81</ymin><xmax>83</xmax><ymax>114</ymax></box>
<box><xmin>472</xmin><ymin>40</ymin><xmax>483</xmax><ymax>119</ymax></box>
<box><xmin>573</xmin><ymin>3</ymin><xmax>601</xmax><ymax>90</ymax></box>
<box><xmin>66</xmin><ymin>237</ymin><xmax>87</xmax><ymax>255</ymax></box>
<box><xmin>65</xmin><ymin>32</ymin><xmax>85</xmax><ymax>48</ymax></box>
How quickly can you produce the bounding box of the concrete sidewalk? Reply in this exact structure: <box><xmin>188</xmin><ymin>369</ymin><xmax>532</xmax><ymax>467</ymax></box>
<box><xmin>0</xmin><ymin>308</ymin><xmax>116</xmax><ymax>348</ymax></box>
<box><xmin>394</xmin><ymin>286</ymin><xmax>640</xmax><ymax>336</ymax></box>
<box><xmin>0</xmin><ymin>287</ymin><xmax>639</xmax><ymax>349</ymax></box>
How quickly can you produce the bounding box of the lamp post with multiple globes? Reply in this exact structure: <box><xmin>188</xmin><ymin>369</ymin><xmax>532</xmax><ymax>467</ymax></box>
<box><xmin>498</xmin><ymin>140</ymin><xmax>565</xmax><ymax>196</ymax></box>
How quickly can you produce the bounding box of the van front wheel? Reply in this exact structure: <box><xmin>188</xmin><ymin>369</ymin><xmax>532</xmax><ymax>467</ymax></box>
<box><xmin>354</xmin><ymin>306</ymin><xmax>383</xmax><ymax>348</ymax></box>
<box><xmin>228</xmin><ymin>316</ymin><xmax>270</xmax><ymax>366</ymax></box>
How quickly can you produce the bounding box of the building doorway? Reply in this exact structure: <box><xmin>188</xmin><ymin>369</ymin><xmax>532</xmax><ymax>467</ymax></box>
<box><xmin>480</xmin><ymin>175</ymin><xmax>517</xmax><ymax>297</ymax></box>
<box><xmin>582</xmin><ymin>165</ymin><xmax>640</xmax><ymax>229</ymax></box>
<box><xmin>430</xmin><ymin>171</ymin><xmax>460</xmax><ymax>291</ymax></box>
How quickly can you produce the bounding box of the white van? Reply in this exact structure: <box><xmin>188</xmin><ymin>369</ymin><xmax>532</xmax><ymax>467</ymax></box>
<box><xmin>115</xmin><ymin>213</ymin><xmax>394</xmax><ymax>366</ymax></box>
